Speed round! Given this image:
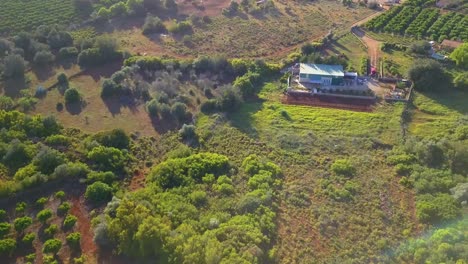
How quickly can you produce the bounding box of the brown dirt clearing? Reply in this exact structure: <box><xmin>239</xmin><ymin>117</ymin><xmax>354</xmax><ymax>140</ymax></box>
<box><xmin>71</xmin><ymin>196</ymin><xmax>98</xmax><ymax>263</ymax></box>
<box><xmin>176</xmin><ymin>0</ymin><xmax>231</xmax><ymax>16</ymax></box>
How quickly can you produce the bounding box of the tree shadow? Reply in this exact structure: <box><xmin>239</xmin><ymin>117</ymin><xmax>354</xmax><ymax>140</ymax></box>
<box><xmin>32</xmin><ymin>65</ymin><xmax>56</xmax><ymax>82</ymax></box>
<box><xmin>419</xmin><ymin>90</ymin><xmax>468</xmax><ymax>115</ymax></box>
<box><xmin>228</xmin><ymin>99</ymin><xmax>265</xmax><ymax>139</ymax></box>
<box><xmin>150</xmin><ymin>115</ymin><xmax>178</xmax><ymax>134</ymax></box>
<box><xmin>102</xmin><ymin>95</ymin><xmax>140</xmax><ymax>117</ymax></box>
<box><xmin>65</xmin><ymin>101</ymin><xmax>86</xmax><ymax>115</ymax></box>
<box><xmin>72</xmin><ymin>62</ymin><xmax>122</xmax><ymax>82</ymax></box>
<box><xmin>331</xmin><ymin>40</ymin><xmax>351</xmax><ymax>52</ymax></box>
<box><xmin>1</xmin><ymin>77</ymin><xmax>27</xmax><ymax>98</ymax></box>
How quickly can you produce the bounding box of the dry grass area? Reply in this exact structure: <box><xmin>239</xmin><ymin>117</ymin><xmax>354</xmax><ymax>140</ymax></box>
<box><xmin>31</xmin><ymin>64</ymin><xmax>158</xmax><ymax>137</ymax></box>
<box><xmin>112</xmin><ymin>0</ymin><xmax>375</xmax><ymax>59</ymax></box>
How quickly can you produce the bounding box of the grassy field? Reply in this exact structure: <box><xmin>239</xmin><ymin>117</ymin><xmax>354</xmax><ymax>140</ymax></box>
<box><xmin>324</xmin><ymin>33</ymin><xmax>368</xmax><ymax>72</ymax></box>
<box><xmin>196</xmin><ymin>82</ymin><xmax>415</xmax><ymax>263</ymax></box>
<box><xmin>113</xmin><ymin>0</ymin><xmax>375</xmax><ymax>58</ymax></box>
<box><xmin>409</xmin><ymin>91</ymin><xmax>468</xmax><ymax>139</ymax></box>
<box><xmin>365</xmin><ymin>31</ymin><xmax>417</xmax><ymax>45</ymax></box>
<box><xmin>26</xmin><ymin>64</ymin><xmax>159</xmax><ymax>136</ymax></box>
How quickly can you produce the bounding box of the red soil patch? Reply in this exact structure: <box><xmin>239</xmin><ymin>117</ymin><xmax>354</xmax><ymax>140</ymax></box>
<box><xmin>281</xmin><ymin>93</ymin><xmax>375</xmax><ymax>112</ymax></box>
<box><xmin>129</xmin><ymin>169</ymin><xmax>147</xmax><ymax>191</ymax></box>
<box><xmin>70</xmin><ymin>197</ymin><xmax>98</xmax><ymax>263</ymax></box>
<box><xmin>176</xmin><ymin>0</ymin><xmax>231</xmax><ymax>16</ymax></box>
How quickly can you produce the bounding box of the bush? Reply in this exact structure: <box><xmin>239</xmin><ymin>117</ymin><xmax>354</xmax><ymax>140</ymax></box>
<box><xmin>21</xmin><ymin>233</ymin><xmax>35</xmax><ymax>247</ymax></box>
<box><xmin>55</xmin><ymin>190</ymin><xmax>65</xmax><ymax>200</ymax></box>
<box><xmin>200</xmin><ymin>99</ymin><xmax>218</xmax><ymax>113</ymax></box>
<box><xmin>25</xmin><ymin>253</ymin><xmax>35</xmax><ymax>262</ymax></box>
<box><xmin>66</xmin><ymin>232</ymin><xmax>81</xmax><ymax>249</ymax></box>
<box><xmin>33</xmin><ymin>51</ymin><xmax>55</xmax><ymax>66</ymax></box>
<box><xmin>0</xmin><ymin>210</ymin><xmax>6</xmax><ymax>221</ymax></box>
<box><xmin>416</xmin><ymin>193</ymin><xmax>461</xmax><ymax>224</ymax></box>
<box><xmin>143</xmin><ymin>15</ymin><xmax>166</xmax><ymax>35</ymax></box>
<box><xmin>57</xmin><ymin>73</ymin><xmax>69</xmax><ymax>90</ymax></box>
<box><xmin>101</xmin><ymin>79</ymin><xmax>120</xmax><ymax>98</ymax></box>
<box><xmin>15</xmin><ymin>202</ymin><xmax>27</xmax><ymax>214</ymax></box>
<box><xmin>14</xmin><ymin>216</ymin><xmax>32</xmax><ymax>233</ymax></box>
<box><xmin>92</xmin><ymin>129</ymin><xmax>130</xmax><ymax>149</ymax></box>
<box><xmin>167</xmin><ymin>21</ymin><xmax>192</xmax><ymax>35</ymax></box>
<box><xmin>0</xmin><ymin>96</ymin><xmax>14</xmax><ymax>111</ymax></box>
<box><xmin>179</xmin><ymin>124</ymin><xmax>197</xmax><ymax>141</ymax></box>
<box><xmin>85</xmin><ymin>181</ymin><xmax>113</xmax><ymax>204</ymax></box>
<box><xmin>33</xmin><ymin>147</ymin><xmax>66</xmax><ymax>174</ymax></box>
<box><xmin>37</xmin><ymin>209</ymin><xmax>53</xmax><ymax>224</ymax></box>
<box><xmin>0</xmin><ymin>223</ymin><xmax>11</xmax><ymax>238</ymax></box>
<box><xmin>42</xmin><ymin>238</ymin><xmax>62</xmax><ymax>255</ymax></box>
<box><xmin>64</xmin><ymin>88</ymin><xmax>81</xmax><ymax>104</ymax></box>
<box><xmin>3</xmin><ymin>54</ymin><xmax>26</xmax><ymax>79</ymax></box>
<box><xmin>36</xmin><ymin>197</ymin><xmax>48</xmax><ymax>208</ymax></box>
<box><xmin>146</xmin><ymin>99</ymin><xmax>159</xmax><ymax>117</ymax></box>
<box><xmin>0</xmin><ymin>238</ymin><xmax>16</xmax><ymax>256</ymax></box>
<box><xmin>58</xmin><ymin>47</ymin><xmax>79</xmax><ymax>59</ymax></box>
<box><xmin>63</xmin><ymin>214</ymin><xmax>77</xmax><ymax>229</ymax></box>
<box><xmin>331</xmin><ymin>159</ymin><xmax>356</xmax><ymax>177</ymax></box>
<box><xmin>408</xmin><ymin>59</ymin><xmax>451</xmax><ymax>91</ymax></box>
<box><xmin>44</xmin><ymin>224</ymin><xmax>58</xmax><ymax>238</ymax></box>
<box><xmin>87</xmin><ymin>171</ymin><xmax>116</xmax><ymax>184</ymax></box>
<box><xmin>45</xmin><ymin>135</ymin><xmax>71</xmax><ymax>147</ymax></box>
<box><xmin>87</xmin><ymin>146</ymin><xmax>125</xmax><ymax>171</ymax></box>
<box><xmin>57</xmin><ymin>202</ymin><xmax>71</xmax><ymax>216</ymax></box>
<box><xmin>53</xmin><ymin>162</ymin><xmax>89</xmax><ymax>179</ymax></box>
<box><xmin>190</xmin><ymin>190</ymin><xmax>207</xmax><ymax>206</ymax></box>
<box><xmin>171</xmin><ymin>102</ymin><xmax>188</xmax><ymax>122</ymax></box>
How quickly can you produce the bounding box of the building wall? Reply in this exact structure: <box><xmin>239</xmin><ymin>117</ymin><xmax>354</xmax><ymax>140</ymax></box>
<box><xmin>299</xmin><ymin>73</ymin><xmax>344</xmax><ymax>85</ymax></box>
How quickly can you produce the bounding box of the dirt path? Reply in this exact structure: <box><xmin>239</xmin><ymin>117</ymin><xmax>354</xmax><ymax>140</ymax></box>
<box><xmin>71</xmin><ymin>197</ymin><xmax>98</xmax><ymax>263</ymax></box>
<box><xmin>352</xmin><ymin>27</ymin><xmax>382</xmax><ymax>67</ymax></box>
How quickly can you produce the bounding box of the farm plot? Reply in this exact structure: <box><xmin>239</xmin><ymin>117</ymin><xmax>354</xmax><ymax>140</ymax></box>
<box><xmin>0</xmin><ymin>0</ymin><xmax>81</xmax><ymax>34</ymax></box>
<box><xmin>365</xmin><ymin>5</ymin><xmax>468</xmax><ymax>41</ymax></box>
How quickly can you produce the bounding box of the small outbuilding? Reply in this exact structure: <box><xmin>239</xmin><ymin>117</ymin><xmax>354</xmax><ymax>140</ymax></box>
<box><xmin>440</xmin><ymin>39</ymin><xmax>463</xmax><ymax>50</ymax></box>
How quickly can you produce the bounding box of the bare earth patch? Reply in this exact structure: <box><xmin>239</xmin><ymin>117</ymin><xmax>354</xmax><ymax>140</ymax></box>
<box><xmin>176</xmin><ymin>0</ymin><xmax>231</xmax><ymax>16</ymax></box>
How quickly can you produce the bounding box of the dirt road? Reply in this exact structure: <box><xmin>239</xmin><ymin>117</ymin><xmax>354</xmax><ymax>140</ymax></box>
<box><xmin>352</xmin><ymin>27</ymin><xmax>382</xmax><ymax>67</ymax></box>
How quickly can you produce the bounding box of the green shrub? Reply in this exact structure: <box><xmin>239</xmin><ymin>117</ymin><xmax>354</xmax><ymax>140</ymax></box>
<box><xmin>21</xmin><ymin>233</ymin><xmax>35</xmax><ymax>246</ymax></box>
<box><xmin>42</xmin><ymin>238</ymin><xmax>62</xmax><ymax>255</ymax></box>
<box><xmin>45</xmin><ymin>135</ymin><xmax>71</xmax><ymax>146</ymax></box>
<box><xmin>331</xmin><ymin>159</ymin><xmax>356</xmax><ymax>177</ymax></box>
<box><xmin>92</xmin><ymin>129</ymin><xmax>130</xmax><ymax>149</ymax></box>
<box><xmin>63</xmin><ymin>214</ymin><xmax>77</xmax><ymax>230</ymax></box>
<box><xmin>57</xmin><ymin>202</ymin><xmax>71</xmax><ymax>216</ymax></box>
<box><xmin>190</xmin><ymin>191</ymin><xmax>207</xmax><ymax>206</ymax></box>
<box><xmin>15</xmin><ymin>202</ymin><xmax>27</xmax><ymax>214</ymax></box>
<box><xmin>66</xmin><ymin>232</ymin><xmax>81</xmax><ymax>249</ymax></box>
<box><xmin>0</xmin><ymin>238</ymin><xmax>16</xmax><ymax>256</ymax></box>
<box><xmin>0</xmin><ymin>210</ymin><xmax>6</xmax><ymax>221</ymax></box>
<box><xmin>44</xmin><ymin>224</ymin><xmax>58</xmax><ymax>238</ymax></box>
<box><xmin>37</xmin><ymin>209</ymin><xmax>53</xmax><ymax>224</ymax></box>
<box><xmin>73</xmin><ymin>255</ymin><xmax>85</xmax><ymax>264</ymax></box>
<box><xmin>55</xmin><ymin>191</ymin><xmax>65</xmax><ymax>200</ymax></box>
<box><xmin>416</xmin><ymin>193</ymin><xmax>461</xmax><ymax>224</ymax></box>
<box><xmin>64</xmin><ymin>88</ymin><xmax>81</xmax><ymax>104</ymax></box>
<box><xmin>87</xmin><ymin>171</ymin><xmax>116</xmax><ymax>184</ymax></box>
<box><xmin>14</xmin><ymin>216</ymin><xmax>32</xmax><ymax>233</ymax></box>
<box><xmin>36</xmin><ymin>197</ymin><xmax>48</xmax><ymax>208</ymax></box>
<box><xmin>142</xmin><ymin>15</ymin><xmax>166</xmax><ymax>35</ymax></box>
<box><xmin>25</xmin><ymin>253</ymin><xmax>35</xmax><ymax>262</ymax></box>
<box><xmin>0</xmin><ymin>223</ymin><xmax>11</xmax><ymax>238</ymax></box>
<box><xmin>87</xmin><ymin>146</ymin><xmax>126</xmax><ymax>172</ymax></box>
<box><xmin>85</xmin><ymin>182</ymin><xmax>113</xmax><ymax>204</ymax></box>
